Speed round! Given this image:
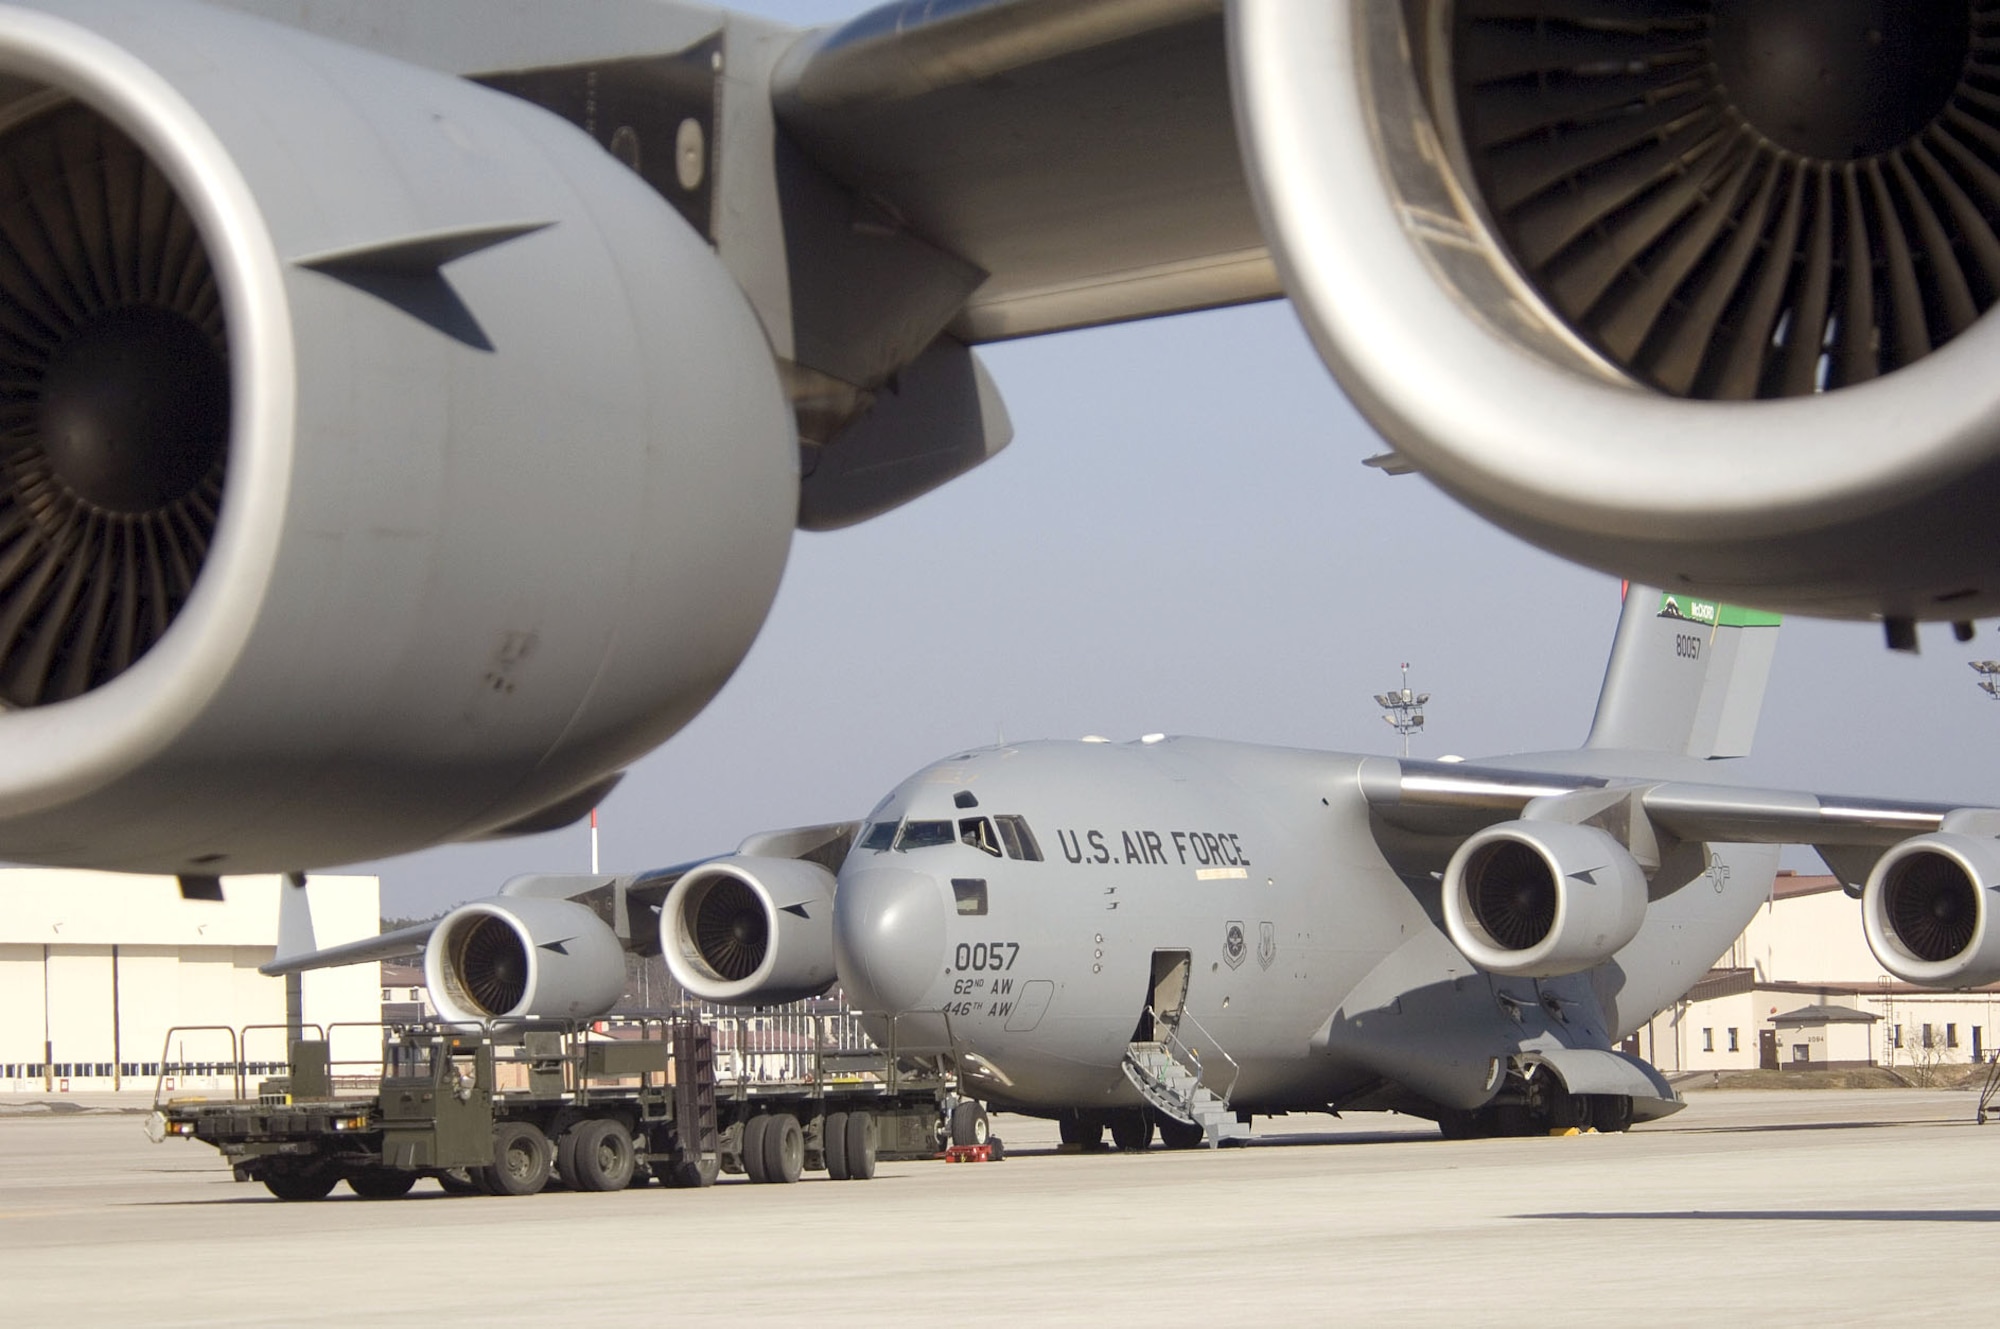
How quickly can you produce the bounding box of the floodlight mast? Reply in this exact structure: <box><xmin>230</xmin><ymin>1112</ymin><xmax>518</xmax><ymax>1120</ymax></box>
<box><xmin>1970</xmin><ymin>660</ymin><xmax>2000</xmax><ymax>701</ymax></box>
<box><xmin>1372</xmin><ymin>663</ymin><xmax>1429</xmax><ymax>759</ymax></box>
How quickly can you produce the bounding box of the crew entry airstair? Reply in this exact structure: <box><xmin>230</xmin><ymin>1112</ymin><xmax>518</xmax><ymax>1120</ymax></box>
<box><xmin>1122</xmin><ymin>1006</ymin><xmax>1251</xmax><ymax>1147</ymax></box>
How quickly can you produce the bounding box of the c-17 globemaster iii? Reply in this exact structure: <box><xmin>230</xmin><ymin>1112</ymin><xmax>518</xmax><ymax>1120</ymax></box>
<box><xmin>275</xmin><ymin>584</ymin><xmax>2000</xmax><ymax>1145</ymax></box>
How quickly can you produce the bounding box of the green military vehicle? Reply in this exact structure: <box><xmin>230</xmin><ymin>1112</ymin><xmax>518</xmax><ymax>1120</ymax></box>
<box><xmin>149</xmin><ymin>1015</ymin><xmax>960</xmax><ymax>1199</ymax></box>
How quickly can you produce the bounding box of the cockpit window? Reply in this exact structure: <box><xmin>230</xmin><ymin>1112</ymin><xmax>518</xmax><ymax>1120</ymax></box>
<box><xmin>994</xmin><ymin>815</ymin><xmax>1043</xmax><ymax>862</ymax></box>
<box><xmin>897</xmin><ymin>820</ymin><xmax>956</xmax><ymax>850</ymax></box>
<box><xmin>959</xmin><ymin>817</ymin><xmax>1002</xmax><ymax>857</ymax></box>
<box><xmin>860</xmin><ymin>821</ymin><xmax>899</xmax><ymax>851</ymax></box>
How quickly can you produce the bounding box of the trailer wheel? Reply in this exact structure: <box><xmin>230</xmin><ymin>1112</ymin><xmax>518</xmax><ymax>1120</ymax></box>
<box><xmin>763</xmin><ymin>1113</ymin><xmax>804</xmax><ymax>1184</ymax></box>
<box><xmin>822</xmin><ymin>1111</ymin><xmax>850</xmax><ymax>1180</ymax></box>
<box><xmin>347</xmin><ymin>1169</ymin><xmax>417</xmax><ymax>1199</ymax></box>
<box><xmin>483</xmin><ymin>1121</ymin><xmax>552</xmax><ymax>1197</ymax></box>
<box><xmin>664</xmin><ymin>1153</ymin><xmax>719</xmax><ymax>1188</ymax></box>
<box><xmin>263</xmin><ymin>1167</ymin><xmax>338</xmax><ymax>1201</ymax></box>
<box><xmin>844</xmin><ymin>1111</ymin><xmax>878</xmax><ymax>1180</ymax></box>
<box><xmin>1109</xmin><ymin>1109</ymin><xmax>1154</xmax><ymax>1152</ymax></box>
<box><xmin>950</xmin><ymin>1102</ymin><xmax>991</xmax><ymax>1147</ymax></box>
<box><xmin>570</xmin><ymin>1118</ymin><xmax>636</xmax><ymax>1192</ymax></box>
<box><xmin>436</xmin><ymin>1168</ymin><xmax>481</xmax><ymax>1195</ymax></box>
<box><xmin>553</xmin><ymin>1127</ymin><xmax>580</xmax><ymax>1189</ymax></box>
<box><xmin>741</xmin><ymin>1115</ymin><xmax>771</xmax><ymax>1184</ymax></box>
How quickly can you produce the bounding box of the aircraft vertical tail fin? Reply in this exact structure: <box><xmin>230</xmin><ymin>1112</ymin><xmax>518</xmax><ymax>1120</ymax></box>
<box><xmin>1584</xmin><ymin>585</ymin><xmax>1781</xmax><ymax>760</ymax></box>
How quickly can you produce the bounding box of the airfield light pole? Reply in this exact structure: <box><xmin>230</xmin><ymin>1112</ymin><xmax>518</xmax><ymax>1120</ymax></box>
<box><xmin>1374</xmin><ymin>664</ymin><xmax>1429</xmax><ymax>759</ymax></box>
<box><xmin>1972</xmin><ymin>660</ymin><xmax>2000</xmax><ymax>701</ymax></box>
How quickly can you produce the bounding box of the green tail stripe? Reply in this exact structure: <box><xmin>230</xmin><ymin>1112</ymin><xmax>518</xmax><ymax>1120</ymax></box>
<box><xmin>1656</xmin><ymin>593</ymin><xmax>1782</xmax><ymax>629</ymax></box>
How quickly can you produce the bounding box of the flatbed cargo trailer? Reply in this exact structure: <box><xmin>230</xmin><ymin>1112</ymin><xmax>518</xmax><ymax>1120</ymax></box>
<box><xmin>148</xmin><ymin>1014</ymin><xmax>960</xmax><ymax>1199</ymax></box>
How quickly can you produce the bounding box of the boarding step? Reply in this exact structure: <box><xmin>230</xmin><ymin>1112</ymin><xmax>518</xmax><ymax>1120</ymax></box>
<box><xmin>1121</xmin><ymin>1040</ymin><xmax>1251</xmax><ymax>1148</ymax></box>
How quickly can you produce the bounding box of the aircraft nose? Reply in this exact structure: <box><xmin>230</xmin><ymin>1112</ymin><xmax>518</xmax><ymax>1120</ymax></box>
<box><xmin>834</xmin><ymin>866</ymin><xmax>946</xmax><ymax>1014</ymax></box>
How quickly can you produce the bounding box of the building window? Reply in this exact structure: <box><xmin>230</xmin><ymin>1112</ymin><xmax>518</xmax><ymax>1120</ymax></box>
<box><xmin>1923</xmin><ymin>1024</ymin><xmax>1935</xmax><ymax>1049</ymax></box>
<box><xmin>1702</xmin><ymin>1028</ymin><xmax>1714</xmax><ymax>1052</ymax></box>
<box><xmin>1948</xmin><ymin>1023</ymin><xmax>1959</xmax><ymax>1048</ymax></box>
<box><xmin>1892</xmin><ymin>1024</ymin><xmax>1903</xmax><ymax>1048</ymax></box>
<box><xmin>1727</xmin><ymin>1028</ymin><xmax>1739</xmax><ymax>1052</ymax></box>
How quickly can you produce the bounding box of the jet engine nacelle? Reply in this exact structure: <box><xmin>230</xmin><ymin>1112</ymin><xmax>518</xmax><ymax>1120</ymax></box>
<box><xmin>662</xmin><ymin>856</ymin><xmax>838</xmax><ymax>1006</ymax></box>
<box><xmin>1862</xmin><ymin>833</ymin><xmax>2000</xmax><ymax>988</ymax></box>
<box><xmin>425</xmin><ymin>897</ymin><xmax>628</xmax><ymax>1026</ymax></box>
<box><xmin>0</xmin><ymin>0</ymin><xmax>796</xmax><ymax>872</ymax></box>
<box><xmin>1442</xmin><ymin>821</ymin><xmax>1647</xmax><ymax>979</ymax></box>
<box><xmin>1233</xmin><ymin>1</ymin><xmax>2000</xmax><ymax>621</ymax></box>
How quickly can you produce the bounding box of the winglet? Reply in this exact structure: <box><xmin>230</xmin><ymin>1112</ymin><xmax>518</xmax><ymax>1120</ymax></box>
<box><xmin>274</xmin><ymin>871</ymin><xmax>315</xmax><ymax>965</ymax></box>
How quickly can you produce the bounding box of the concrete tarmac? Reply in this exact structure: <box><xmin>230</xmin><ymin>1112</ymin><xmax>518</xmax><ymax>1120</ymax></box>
<box><xmin>3</xmin><ymin>1090</ymin><xmax>1996</xmax><ymax>1326</ymax></box>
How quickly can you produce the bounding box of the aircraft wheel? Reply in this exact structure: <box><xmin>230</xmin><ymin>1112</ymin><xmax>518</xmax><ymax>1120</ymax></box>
<box><xmin>346</xmin><ymin>1169</ymin><xmax>417</xmax><ymax>1199</ymax></box>
<box><xmin>1057</xmin><ymin>1111</ymin><xmax>1104</xmax><ymax>1150</ymax></box>
<box><xmin>570</xmin><ymin>1118</ymin><xmax>636</xmax><ymax>1192</ymax></box>
<box><xmin>1588</xmin><ymin>1095</ymin><xmax>1635</xmax><ymax>1133</ymax></box>
<box><xmin>1434</xmin><ymin>1109</ymin><xmax>1480</xmax><ymax>1140</ymax></box>
<box><xmin>845</xmin><ymin>1111</ymin><xmax>878</xmax><ymax>1180</ymax></box>
<box><xmin>1108</xmin><ymin>1109</ymin><xmax>1154</xmax><ymax>1152</ymax></box>
<box><xmin>263</xmin><ymin>1166</ymin><xmax>338</xmax><ymax>1201</ymax></box>
<box><xmin>483</xmin><ymin>1121</ymin><xmax>552</xmax><ymax>1196</ymax></box>
<box><xmin>1538</xmin><ymin>1086</ymin><xmax>1589</xmax><ymax>1132</ymax></box>
<box><xmin>1156</xmin><ymin>1115</ymin><xmax>1205</xmax><ymax>1150</ymax></box>
<box><xmin>741</xmin><ymin>1115</ymin><xmax>771</xmax><ymax>1184</ymax></box>
<box><xmin>949</xmin><ymin>1101</ymin><xmax>991</xmax><ymax>1147</ymax></box>
<box><xmin>823</xmin><ymin>1111</ymin><xmax>851</xmax><ymax>1180</ymax></box>
<box><xmin>763</xmin><ymin>1113</ymin><xmax>804</xmax><ymax>1184</ymax></box>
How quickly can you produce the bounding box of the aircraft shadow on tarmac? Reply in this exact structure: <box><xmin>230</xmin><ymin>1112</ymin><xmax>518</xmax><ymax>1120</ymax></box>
<box><xmin>1522</xmin><ymin>1211</ymin><xmax>2000</xmax><ymax>1224</ymax></box>
<box><xmin>1664</xmin><ymin>1119</ymin><xmax>1965</xmax><ymax>1136</ymax></box>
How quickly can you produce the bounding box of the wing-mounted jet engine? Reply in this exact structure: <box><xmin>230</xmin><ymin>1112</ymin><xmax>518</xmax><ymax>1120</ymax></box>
<box><xmin>264</xmin><ymin>822</ymin><xmax>860</xmax><ymax>1021</ymax></box>
<box><xmin>1862</xmin><ymin>829</ymin><xmax>2000</xmax><ymax>988</ymax></box>
<box><xmin>0</xmin><ymin>0</ymin><xmax>797</xmax><ymax>872</ymax></box>
<box><xmin>661</xmin><ymin>856</ymin><xmax>840</xmax><ymax>1006</ymax></box>
<box><xmin>425</xmin><ymin>896</ymin><xmax>629</xmax><ymax>1026</ymax></box>
<box><xmin>1441</xmin><ymin>821</ymin><xmax>1648</xmax><ymax>979</ymax></box>
<box><xmin>1233</xmin><ymin>0</ymin><xmax>2000</xmax><ymax>624</ymax></box>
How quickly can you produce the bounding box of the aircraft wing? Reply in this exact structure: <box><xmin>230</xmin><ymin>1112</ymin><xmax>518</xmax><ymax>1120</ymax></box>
<box><xmin>258</xmin><ymin>820</ymin><xmax>863</xmax><ymax>979</ymax></box>
<box><xmin>1360</xmin><ymin>756</ymin><xmax>1979</xmax><ymax>887</ymax></box>
<box><xmin>774</xmin><ymin>0</ymin><xmax>1271</xmax><ymax>341</ymax></box>
<box><xmin>260</xmin><ymin>921</ymin><xmax>437</xmax><ymax>978</ymax></box>
<box><xmin>1359</xmin><ymin>755</ymin><xmax>2000</xmax><ymax>989</ymax></box>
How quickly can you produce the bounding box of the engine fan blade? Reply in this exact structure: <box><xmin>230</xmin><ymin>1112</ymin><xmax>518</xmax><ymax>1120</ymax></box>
<box><xmin>694</xmin><ymin>879</ymin><xmax>768</xmax><ymax>982</ymax></box>
<box><xmin>1454</xmin><ymin>0</ymin><xmax>2000</xmax><ymax>400</ymax></box>
<box><xmin>0</xmin><ymin>104</ymin><xmax>227</xmax><ymax>708</ymax></box>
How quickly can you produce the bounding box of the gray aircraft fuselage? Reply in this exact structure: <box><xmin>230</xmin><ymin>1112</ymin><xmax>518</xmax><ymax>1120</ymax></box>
<box><xmin>833</xmin><ymin>735</ymin><xmax>1774</xmax><ymax>1118</ymax></box>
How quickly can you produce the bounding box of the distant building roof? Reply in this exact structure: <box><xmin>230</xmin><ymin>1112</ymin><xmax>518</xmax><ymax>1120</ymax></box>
<box><xmin>1771</xmin><ymin>873</ymin><xmax>1844</xmax><ymax>901</ymax></box>
<box><xmin>1687</xmin><ymin>968</ymin><xmax>1755</xmax><ymax>1003</ymax></box>
<box><xmin>1772</xmin><ymin>1003</ymin><xmax>1880</xmax><ymax>1026</ymax></box>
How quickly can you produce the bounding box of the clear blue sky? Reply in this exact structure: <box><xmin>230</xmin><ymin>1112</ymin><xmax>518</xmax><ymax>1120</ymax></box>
<box><xmin>353</xmin><ymin>1</ymin><xmax>2000</xmax><ymax>916</ymax></box>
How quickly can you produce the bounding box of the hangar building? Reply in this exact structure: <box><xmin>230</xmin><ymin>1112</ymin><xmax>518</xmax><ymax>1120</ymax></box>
<box><xmin>1634</xmin><ymin>872</ymin><xmax>2000</xmax><ymax>1074</ymax></box>
<box><xmin>0</xmin><ymin>871</ymin><xmax>380</xmax><ymax>1095</ymax></box>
